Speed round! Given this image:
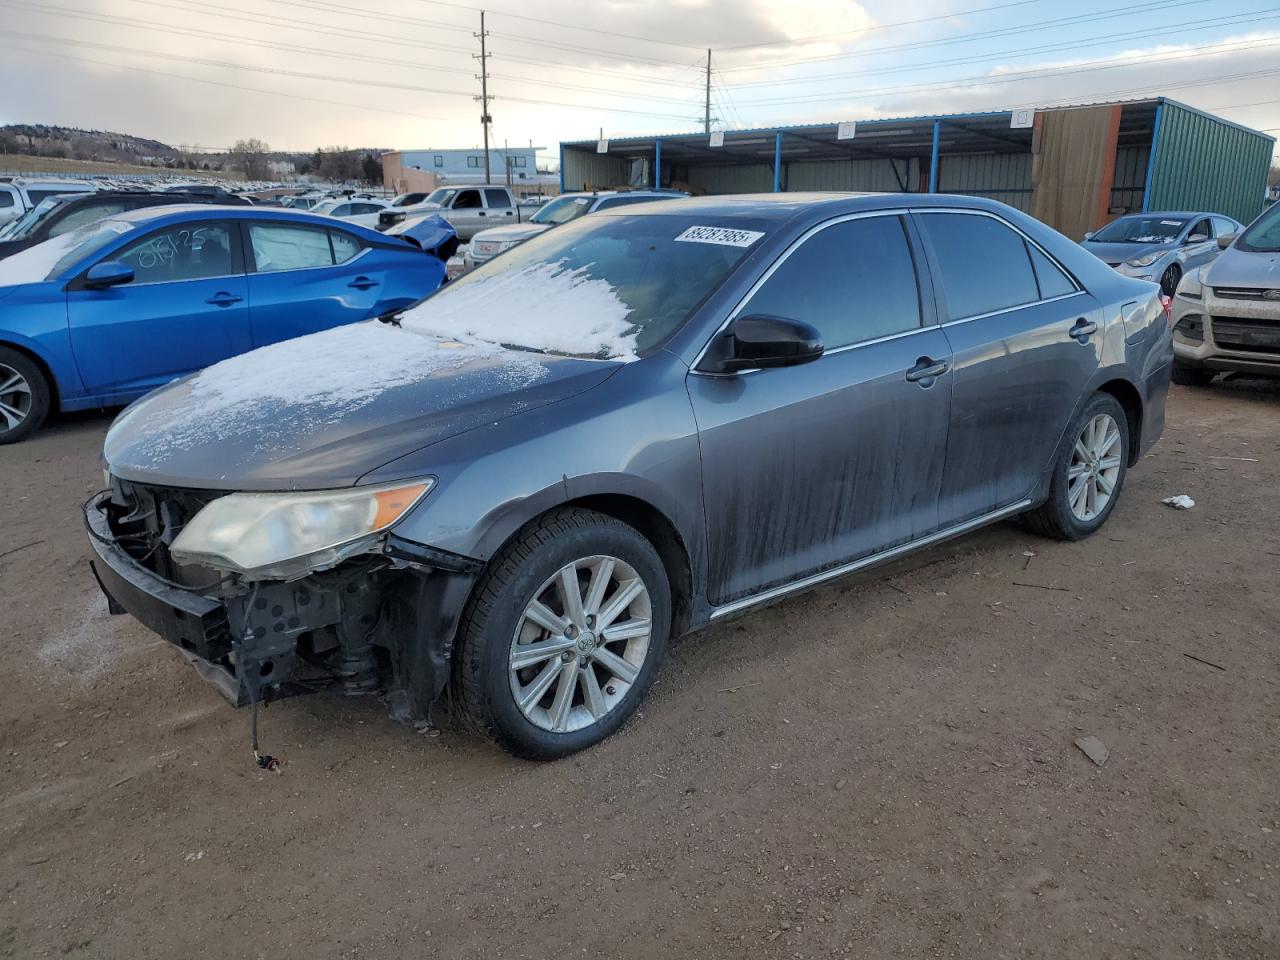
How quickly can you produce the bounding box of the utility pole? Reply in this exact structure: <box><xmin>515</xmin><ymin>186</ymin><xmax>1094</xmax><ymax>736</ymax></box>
<box><xmin>703</xmin><ymin>48</ymin><xmax>712</xmax><ymax>134</ymax></box>
<box><xmin>475</xmin><ymin>10</ymin><xmax>492</xmax><ymax>182</ymax></box>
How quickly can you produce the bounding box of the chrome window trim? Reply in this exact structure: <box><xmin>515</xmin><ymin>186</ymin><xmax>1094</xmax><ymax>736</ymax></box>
<box><xmin>690</xmin><ymin>208</ymin><xmax>914</xmax><ymax>374</ymax></box>
<box><xmin>938</xmin><ymin>290</ymin><xmax>1088</xmax><ymax>328</ymax></box>
<box><xmin>710</xmin><ymin>498</ymin><xmax>1033</xmax><ymax>619</ymax></box>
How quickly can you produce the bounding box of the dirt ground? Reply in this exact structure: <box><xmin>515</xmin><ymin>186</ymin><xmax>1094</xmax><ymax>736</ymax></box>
<box><xmin>1</xmin><ymin>380</ymin><xmax>1278</xmax><ymax>959</ymax></box>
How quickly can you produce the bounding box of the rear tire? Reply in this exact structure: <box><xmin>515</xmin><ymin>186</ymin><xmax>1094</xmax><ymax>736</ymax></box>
<box><xmin>1024</xmin><ymin>393</ymin><xmax>1129</xmax><ymax>541</ymax></box>
<box><xmin>455</xmin><ymin>508</ymin><xmax>671</xmax><ymax>760</ymax></box>
<box><xmin>1172</xmin><ymin>362</ymin><xmax>1215</xmax><ymax>387</ymax></box>
<box><xmin>0</xmin><ymin>346</ymin><xmax>51</xmax><ymax>445</ymax></box>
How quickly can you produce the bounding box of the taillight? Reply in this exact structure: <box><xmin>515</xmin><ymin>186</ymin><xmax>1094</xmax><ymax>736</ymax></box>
<box><xmin>1160</xmin><ymin>294</ymin><xmax>1173</xmax><ymax>327</ymax></box>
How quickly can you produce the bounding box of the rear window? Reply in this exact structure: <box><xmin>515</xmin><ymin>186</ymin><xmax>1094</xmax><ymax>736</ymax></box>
<box><xmin>918</xmin><ymin>213</ymin><xmax>1040</xmax><ymax>321</ymax></box>
<box><xmin>401</xmin><ymin>214</ymin><xmax>759</xmax><ymax>359</ymax></box>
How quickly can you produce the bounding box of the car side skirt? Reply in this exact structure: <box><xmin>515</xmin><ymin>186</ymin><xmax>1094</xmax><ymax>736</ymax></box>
<box><xmin>708</xmin><ymin>498</ymin><xmax>1033</xmax><ymax>620</ymax></box>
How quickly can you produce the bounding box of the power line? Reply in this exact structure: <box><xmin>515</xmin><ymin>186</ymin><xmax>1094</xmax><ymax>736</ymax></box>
<box><xmin>0</xmin><ymin>0</ymin><xmax>700</xmax><ymax>103</ymax></box>
<box><xmin>717</xmin><ymin>0</ymin><xmax>1209</xmax><ymax>74</ymax></box>
<box><xmin>0</xmin><ymin>28</ymin><xmax>700</xmax><ymax>120</ymax></box>
<box><xmin>728</xmin><ymin>35</ymin><xmax>1280</xmax><ymax>107</ymax></box>
<box><xmin>726</xmin><ymin>7</ymin><xmax>1280</xmax><ymax>90</ymax></box>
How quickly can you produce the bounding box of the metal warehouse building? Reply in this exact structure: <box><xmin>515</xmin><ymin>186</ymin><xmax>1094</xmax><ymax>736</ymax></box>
<box><xmin>560</xmin><ymin>98</ymin><xmax>1275</xmax><ymax>240</ymax></box>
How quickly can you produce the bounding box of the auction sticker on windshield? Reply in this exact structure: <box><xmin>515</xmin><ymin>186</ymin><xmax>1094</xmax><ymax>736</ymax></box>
<box><xmin>675</xmin><ymin>225</ymin><xmax>765</xmax><ymax>247</ymax></box>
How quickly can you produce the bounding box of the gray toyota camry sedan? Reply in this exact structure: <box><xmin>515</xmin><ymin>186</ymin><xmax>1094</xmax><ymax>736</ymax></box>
<box><xmin>86</xmin><ymin>193</ymin><xmax>1173</xmax><ymax>759</ymax></box>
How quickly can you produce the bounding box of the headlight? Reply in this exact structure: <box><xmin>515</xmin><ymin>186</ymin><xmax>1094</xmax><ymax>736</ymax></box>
<box><xmin>1124</xmin><ymin>251</ymin><xmax>1164</xmax><ymax>268</ymax></box>
<box><xmin>1176</xmin><ymin>270</ymin><xmax>1203</xmax><ymax>300</ymax></box>
<box><xmin>170</xmin><ymin>480</ymin><xmax>433</xmax><ymax>579</ymax></box>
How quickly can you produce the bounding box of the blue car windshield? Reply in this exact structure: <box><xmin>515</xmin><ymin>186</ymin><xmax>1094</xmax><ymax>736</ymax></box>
<box><xmin>1091</xmin><ymin>216</ymin><xmax>1187</xmax><ymax>244</ymax></box>
<box><xmin>1238</xmin><ymin>203</ymin><xmax>1280</xmax><ymax>253</ymax></box>
<box><xmin>402</xmin><ymin>214</ymin><xmax>760</xmax><ymax>360</ymax></box>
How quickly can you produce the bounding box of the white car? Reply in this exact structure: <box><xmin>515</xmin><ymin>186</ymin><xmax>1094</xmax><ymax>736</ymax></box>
<box><xmin>0</xmin><ymin>178</ymin><xmax>98</xmax><ymax>228</ymax></box>
<box><xmin>310</xmin><ymin>197</ymin><xmax>391</xmax><ymax>229</ymax></box>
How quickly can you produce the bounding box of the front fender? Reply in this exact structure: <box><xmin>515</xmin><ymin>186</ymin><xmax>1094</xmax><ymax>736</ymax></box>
<box><xmin>0</xmin><ymin>285</ymin><xmax>85</xmax><ymax>403</ymax></box>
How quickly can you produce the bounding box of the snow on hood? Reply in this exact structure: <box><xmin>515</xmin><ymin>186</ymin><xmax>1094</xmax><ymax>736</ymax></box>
<box><xmin>107</xmin><ymin>321</ymin><xmax>550</xmax><ymax>468</ymax></box>
<box><xmin>400</xmin><ymin>259</ymin><xmax>638</xmax><ymax>360</ymax></box>
<box><xmin>0</xmin><ymin>230</ymin><xmax>84</xmax><ymax>287</ymax></box>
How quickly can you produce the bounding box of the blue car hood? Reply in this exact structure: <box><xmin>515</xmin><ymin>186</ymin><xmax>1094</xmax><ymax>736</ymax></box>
<box><xmin>103</xmin><ymin>320</ymin><xmax>621</xmax><ymax>491</ymax></box>
<box><xmin>1081</xmin><ymin>240</ymin><xmax>1173</xmax><ymax>265</ymax></box>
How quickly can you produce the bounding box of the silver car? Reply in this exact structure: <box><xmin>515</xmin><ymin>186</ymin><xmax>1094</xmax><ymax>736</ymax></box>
<box><xmin>1170</xmin><ymin>201</ymin><xmax>1280</xmax><ymax>385</ymax></box>
<box><xmin>1081</xmin><ymin>211</ymin><xmax>1242</xmax><ymax>296</ymax></box>
<box><xmin>464</xmin><ymin>190</ymin><xmax>683</xmax><ymax>271</ymax></box>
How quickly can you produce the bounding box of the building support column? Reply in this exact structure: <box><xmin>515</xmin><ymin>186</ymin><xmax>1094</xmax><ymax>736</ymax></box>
<box><xmin>928</xmin><ymin>121</ymin><xmax>941</xmax><ymax>193</ymax></box>
<box><xmin>654</xmin><ymin>139</ymin><xmax>662</xmax><ymax>189</ymax></box>
<box><xmin>558</xmin><ymin>143</ymin><xmax>565</xmax><ymax>193</ymax></box>
<box><xmin>773</xmin><ymin>131</ymin><xmax>783</xmax><ymax>192</ymax></box>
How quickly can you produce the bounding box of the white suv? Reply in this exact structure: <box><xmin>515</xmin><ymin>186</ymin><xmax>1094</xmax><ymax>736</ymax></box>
<box><xmin>0</xmin><ymin>178</ymin><xmax>98</xmax><ymax>227</ymax></box>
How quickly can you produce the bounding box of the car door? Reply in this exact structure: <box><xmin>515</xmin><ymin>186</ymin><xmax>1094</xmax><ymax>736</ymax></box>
<box><xmin>448</xmin><ymin>189</ymin><xmax>486</xmax><ymax>239</ymax></box>
<box><xmin>66</xmin><ymin>219</ymin><xmax>250</xmax><ymax>397</ymax></box>
<box><xmin>912</xmin><ymin>209</ymin><xmax>1103</xmax><ymax>524</ymax></box>
<box><xmin>1181</xmin><ymin>217</ymin><xmax>1217</xmax><ymax>270</ymax></box>
<box><xmin>687</xmin><ymin>212</ymin><xmax>953</xmax><ymax>607</ymax></box>
<box><xmin>243</xmin><ymin>221</ymin><xmax>385</xmax><ymax>345</ymax></box>
<box><xmin>483</xmin><ymin>188</ymin><xmax>517</xmax><ymax>227</ymax></box>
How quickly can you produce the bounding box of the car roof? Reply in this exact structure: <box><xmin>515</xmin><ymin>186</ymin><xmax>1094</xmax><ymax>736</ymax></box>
<box><xmin>612</xmin><ymin>192</ymin><xmax>1025</xmax><ymax>224</ymax></box>
<box><xmin>109</xmin><ymin>204</ymin><xmax>370</xmax><ymax>227</ymax></box>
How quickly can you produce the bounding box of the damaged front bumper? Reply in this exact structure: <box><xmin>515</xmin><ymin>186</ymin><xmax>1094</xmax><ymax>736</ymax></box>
<box><xmin>84</xmin><ymin>490</ymin><xmax>479</xmax><ymax>721</ymax></box>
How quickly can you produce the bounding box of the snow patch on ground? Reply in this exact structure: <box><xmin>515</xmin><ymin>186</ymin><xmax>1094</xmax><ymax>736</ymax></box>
<box><xmin>402</xmin><ymin>259</ymin><xmax>638</xmax><ymax>360</ymax></box>
<box><xmin>113</xmin><ymin>320</ymin><xmax>549</xmax><ymax>463</ymax></box>
<box><xmin>39</xmin><ymin>590</ymin><xmax>137</xmax><ymax>683</ymax></box>
<box><xmin>0</xmin><ymin>231</ymin><xmax>83</xmax><ymax>287</ymax></box>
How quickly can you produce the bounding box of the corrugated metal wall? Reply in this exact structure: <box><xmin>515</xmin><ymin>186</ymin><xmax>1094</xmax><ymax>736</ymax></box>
<box><xmin>562</xmin><ymin>148</ymin><xmax>629</xmax><ymax>191</ymax></box>
<box><xmin>1147</xmin><ymin>103</ymin><xmax>1274</xmax><ymax>224</ymax></box>
<box><xmin>1109</xmin><ymin>145</ymin><xmax>1149</xmax><ymax>215</ymax></box>
<box><xmin>687</xmin><ymin>163</ymin><xmax>775</xmax><ymax>194</ymax></box>
<box><xmin>786</xmin><ymin>157</ymin><xmax>920</xmax><ymax>192</ymax></box>
<box><xmin>938</xmin><ymin>153</ymin><xmax>1032</xmax><ymax>211</ymax></box>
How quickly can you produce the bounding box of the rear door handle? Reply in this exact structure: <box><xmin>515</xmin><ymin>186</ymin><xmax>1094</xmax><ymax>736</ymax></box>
<box><xmin>905</xmin><ymin>357</ymin><xmax>950</xmax><ymax>383</ymax></box>
<box><xmin>348</xmin><ymin>277</ymin><xmax>379</xmax><ymax>290</ymax></box>
<box><xmin>1070</xmin><ymin>318</ymin><xmax>1098</xmax><ymax>342</ymax></box>
<box><xmin>205</xmin><ymin>292</ymin><xmax>242</xmax><ymax>306</ymax></box>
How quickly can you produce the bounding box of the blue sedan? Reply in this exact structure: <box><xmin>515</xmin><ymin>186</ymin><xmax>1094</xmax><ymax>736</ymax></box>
<box><xmin>0</xmin><ymin>205</ymin><xmax>449</xmax><ymax>442</ymax></box>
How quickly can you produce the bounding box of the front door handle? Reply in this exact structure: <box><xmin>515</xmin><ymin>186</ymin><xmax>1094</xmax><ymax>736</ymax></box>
<box><xmin>205</xmin><ymin>292</ymin><xmax>242</xmax><ymax>306</ymax></box>
<box><xmin>478</xmin><ymin>211</ymin><xmax>487</xmax><ymax>216</ymax></box>
<box><xmin>348</xmin><ymin>277</ymin><xmax>379</xmax><ymax>290</ymax></box>
<box><xmin>1070</xmin><ymin>318</ymin><xmax>1098</xmax><ymax>342</ymax></box>
<box><xmin>905</xmin><ymin>356</ymin><xmax>950</xmax><ymax>383</ymax></box>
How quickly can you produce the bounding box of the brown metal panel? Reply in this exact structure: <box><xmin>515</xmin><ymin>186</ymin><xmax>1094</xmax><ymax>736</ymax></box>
<box><xmin>1030</xmin><ymin>105</ymin><xmax>1122</xmax><ymax>240</ymax></box>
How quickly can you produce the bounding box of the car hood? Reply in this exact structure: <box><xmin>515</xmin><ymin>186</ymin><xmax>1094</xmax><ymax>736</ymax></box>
<box><xmin>103</xmin><ymin>321</ymin><xmax>621</xmax><ymax>491</ymax></box>
<box><xmin>472</xmin><ymin>223</ymin><xmax>550</xmax><ymax>245</ymax></box>
<box><xmin>1203</xmin><ymin>244</ymin><xmax>1280</xmax><ymax>288</ymax></box>
<box><xmin>1081</xmin><ymin>240</ymin><xmax>1173</xmax><ymax>264</ymax></box>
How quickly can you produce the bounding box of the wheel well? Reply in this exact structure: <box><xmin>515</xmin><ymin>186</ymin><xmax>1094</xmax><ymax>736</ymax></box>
<box><xmin>1098</xmin><ymin>378</ymin><xmax>1142</xmax><ymax>465</ymax></box>
<box><xmin>564</xmin><ymin>494</ymin><xmax>694</xmax><ymax>638</ymax></box>
<box><xmin>0</xmin><ymin>341</ymin><xmax>58</xmax><ymax>410</ymax></box>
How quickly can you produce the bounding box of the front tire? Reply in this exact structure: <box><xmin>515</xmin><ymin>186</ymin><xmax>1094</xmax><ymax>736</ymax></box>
<box><xmin>0</xmin><ymin>346</ymin><xmax>51</xmax><ymax>445</ymax></box>
<box><xmin>1024</xmin><ymin>393</ymin><xmax>1129</xmax><ymax>541</ymax></box>
<box><xmin>1160</xmin><ymin>263</ymin><xmax>1182</xmax><ymax>297</ymax></box>
<box><xmin>455</xmin><ymin>508</ymin><xmax>671</xmax><ymax>760</ymax></box>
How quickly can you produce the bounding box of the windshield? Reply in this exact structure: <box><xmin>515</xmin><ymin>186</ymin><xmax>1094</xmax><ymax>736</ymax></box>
<box><xmin>1091</xmin><ymin>216</ymin><xmax>1187</xmax><ymax>244</ymax></box>
<box><xmin>424</xmin><ymin>188</ymin><xmax>456</xmax><ymax>206</ymax></box>
<box><xmin>400</xmin><ymin>213</ymin><xmax>760</xmax><ymax>360</ymax></box>
<box><xmin>0</xmin><ymin>197</ymin><xmax>62</xmax><ymax>239</ymax></box>
<box><xmin>530</xmin><ymin>195</ymin><xmax>594</xmax><ymax>226</ymax></box>
<box><xmin>46</xmin><ymin>219</ymin><xmax>135</xmax><ymax>278</ymax></box>
<box><xmin>311</xmin><ymin>200</ymin><xmax>340</xmax><ymax>215</ymax></box>
<box><xmin>1238</xmin><ymin>203</ymin><xmax>1280</xmax><ymax>253</ymax></box>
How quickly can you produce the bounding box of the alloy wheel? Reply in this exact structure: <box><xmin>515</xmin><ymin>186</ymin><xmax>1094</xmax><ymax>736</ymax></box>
<box><xmin>509</xmin><ymin>555</ymin><xmax>652</xmax><ymax>734</ymax></box>
<box><xmin>0</xmin><ymin>362</ymin><xmax>32</xmax><ymax>433</ymax></box>
<box><xmin>1068</xmin><ymin>413</ymin><xmax>1122</xmax><ymax>522</ymax></box>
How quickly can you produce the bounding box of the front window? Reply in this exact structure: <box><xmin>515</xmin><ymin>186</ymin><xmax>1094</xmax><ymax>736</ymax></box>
<box><xmin>400</xmin><ymin>213</ymin><xmax>759</xmax><ymax>360</ymax></box>
<box><xmin>115</xmin><ymin>223</ymin><xmax>235</xmax><ymax>283</ymax></box>
<box><xmin>1091</xmin><ymin>216</ymin><xmax>1188</xmax><ymax>244</ymax></box>
<box><xmin>1238</xmin><ymin>204</ymin><xmax>1280</xmax><ymax>253</ymax></box>
<box><xmin>530</xmin><ymin>195</ymin><xmax>593</xmax><ymax>226</ymax></box>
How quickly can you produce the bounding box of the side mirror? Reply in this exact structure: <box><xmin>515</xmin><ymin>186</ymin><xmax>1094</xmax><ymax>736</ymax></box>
<box><xmin>1217</xmin><ymin>232</ymin><xmax>1238</xmax><ymax>250</ymax></box>
<box><xmin>1083</xmin><ymin>231</ymin><xmax>1095</xmax><ymax>241</ymax></box>
<box><xmin>84</xmin><ymin>261</ymin><xmax>134</xmax><ymax>289</ymax></box>
<box><xmin>1185</xmin><ymin>233</ymin><xmax>1209</xmax><ymax>245</ymax></box>
<box><xmin>705</xmin><ymin>314</ymin><xmax>824</xmax><ymax>373</ymax></box>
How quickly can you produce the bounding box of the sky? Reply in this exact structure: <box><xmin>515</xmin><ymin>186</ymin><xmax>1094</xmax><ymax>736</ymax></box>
<box><xmin>0</xmin><ymin>0</ymin><xmax>1277</xmax><ymax>165</ymax></box>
